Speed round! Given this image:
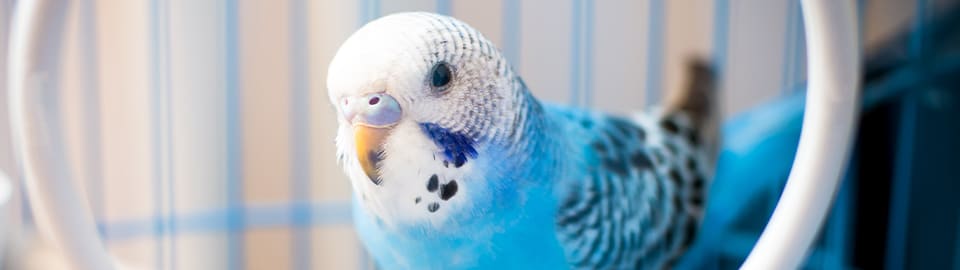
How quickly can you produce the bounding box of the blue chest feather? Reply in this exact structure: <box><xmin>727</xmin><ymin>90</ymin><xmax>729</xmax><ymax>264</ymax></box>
<box><xmin>355</xmin><ymin>122</ymin><xmax>572</xmax><ymax>269</ymax></box>
<box><xmin>419</xmin><ymin>123</ymin><xmax>479</xmax><ymax>168</ymax></box>
<box><xmin>353</xmin><ymin>180</ymin><xmax>570</xmax><ymax>270</ymax></box>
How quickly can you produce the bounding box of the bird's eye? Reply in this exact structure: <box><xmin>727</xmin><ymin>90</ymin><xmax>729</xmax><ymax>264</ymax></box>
<box><xmin>430</xmin><ymin>62</ymin><xmax>453</xmax><ymax>90</ymax></box>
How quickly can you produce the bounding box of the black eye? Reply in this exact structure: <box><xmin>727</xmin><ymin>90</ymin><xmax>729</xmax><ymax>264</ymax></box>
<box><xmin>430</xmin><ymin>62</ymin><xmax>453</xmax><ymax>89</ymax></box>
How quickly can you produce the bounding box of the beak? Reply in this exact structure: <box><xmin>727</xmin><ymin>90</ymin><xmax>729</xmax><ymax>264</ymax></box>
<box><xmin>341</xmin><ymin>93</ymin><xmax>402</xmax><ymax>185</ymax></box>
<box><xmin>354</xmin><ymin>126</ymin><xmax>388</xmax><ymax>185</ymax></box>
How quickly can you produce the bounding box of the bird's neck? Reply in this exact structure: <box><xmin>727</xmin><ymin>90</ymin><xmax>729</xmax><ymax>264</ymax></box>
<box><xmin>484</xmin><ymin>76</ymin><xmax>558</xmax><ymax>184</ymax></box>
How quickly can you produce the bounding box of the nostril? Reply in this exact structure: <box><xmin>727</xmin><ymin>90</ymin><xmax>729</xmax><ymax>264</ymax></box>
<box><xmin>369</xmin><ymin>96</ymin><xmax>380</xmax><ymax>105</ymax></box>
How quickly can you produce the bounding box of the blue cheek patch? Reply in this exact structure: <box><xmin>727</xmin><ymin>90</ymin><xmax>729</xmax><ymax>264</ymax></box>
<box><xmin>419</xmin><ymin>122</ymin><xmax>479</xmax><ymax>168</ymax></box>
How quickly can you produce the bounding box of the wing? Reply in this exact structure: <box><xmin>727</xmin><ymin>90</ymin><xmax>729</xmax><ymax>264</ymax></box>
<box><xmin>553</xmin><ymin>110</ymin><xmax>711</xmax><ymax>270</ymax></box>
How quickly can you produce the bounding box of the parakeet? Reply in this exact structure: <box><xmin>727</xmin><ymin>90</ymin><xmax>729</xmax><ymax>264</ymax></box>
<box><xmin>327</xmin><ymin>12</ymin><xmax>718</xmax><ymax>270</ymax></box>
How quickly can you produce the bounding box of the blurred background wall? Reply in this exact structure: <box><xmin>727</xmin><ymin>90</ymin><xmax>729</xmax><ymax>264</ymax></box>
<box><xmin>0</xmin><ymin>0</ymin><xmax>946</xmax><ymax>269</ymax></box>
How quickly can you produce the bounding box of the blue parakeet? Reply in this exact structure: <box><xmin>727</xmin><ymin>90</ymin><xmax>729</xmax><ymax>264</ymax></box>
<box><xmin>327</xmin><ymin>12</ymin><xmax>718</xmax><ymax>269</ymax></box>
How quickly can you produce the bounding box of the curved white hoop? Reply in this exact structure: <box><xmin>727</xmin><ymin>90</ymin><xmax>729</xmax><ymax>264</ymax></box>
<box><xmin>741</xmin><ymin>1</ymin><xmax>861</xmax><ymax>269</ymax></box>
<box><xmin>8</xmin><ymin>0</ymin><xmax>116</xmax><ymax>269</ymax></box>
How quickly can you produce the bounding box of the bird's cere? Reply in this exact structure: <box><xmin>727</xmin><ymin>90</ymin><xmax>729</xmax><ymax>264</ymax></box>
<box><xmin>342</xmin><ymin>93</ymin><xmax>402</xmax><ymax>128</ymax></box>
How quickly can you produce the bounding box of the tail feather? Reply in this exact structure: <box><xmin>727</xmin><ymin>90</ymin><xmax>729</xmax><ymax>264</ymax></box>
<box><xmin>667</xmin><ymin>58</ymin><xmax>717</xmax><ymax>127</ymax></box>
<box><xmin>658</xmin><ymin>58</ymin><xmax>721</xmax><ymax>267</ymax></box>
<box><xmin>666</xmin><ymin>57</ymin><xmax>720</xmax><ymax>166</ymax></box>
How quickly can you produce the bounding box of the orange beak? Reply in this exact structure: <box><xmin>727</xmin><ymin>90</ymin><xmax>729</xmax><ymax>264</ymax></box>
<box><xmin>354</xmin><ymin>125</ymin><xmax>390</xmax><ymax>185</ymax></box>
<box><xmin>341</xmin><ymin>92</ymin><xmax>402</xmax><ymax>185</ymax></box>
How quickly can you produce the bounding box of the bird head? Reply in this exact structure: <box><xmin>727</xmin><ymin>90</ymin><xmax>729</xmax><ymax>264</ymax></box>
<box><xmin>327</xmin><ymin>12</ymin><xmax>529</xmax><ymax>225</ymax></box>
